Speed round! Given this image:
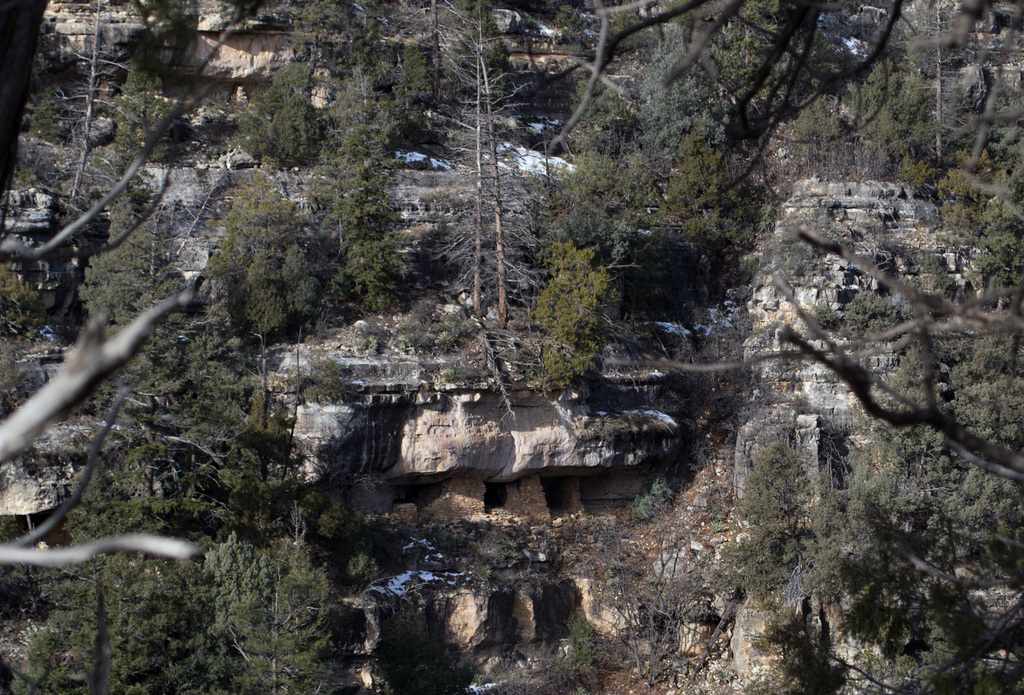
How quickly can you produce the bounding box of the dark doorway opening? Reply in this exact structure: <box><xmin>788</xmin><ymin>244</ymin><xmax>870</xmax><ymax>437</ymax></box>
<box><xmin>484</xmin><ymin>482</ymin><xmax>507</xmax><ymax>510</ymax></box>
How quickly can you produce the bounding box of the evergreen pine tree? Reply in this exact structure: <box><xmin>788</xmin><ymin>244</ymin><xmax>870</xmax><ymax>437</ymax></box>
<box><xmin>533</xmin><ymin>243</ymin><xmax>614</xmax><ymax>386</ymax></box>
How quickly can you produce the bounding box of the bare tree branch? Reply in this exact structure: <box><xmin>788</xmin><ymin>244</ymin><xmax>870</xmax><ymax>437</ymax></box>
<box><xmin>0</xmin><ymin>534</ymin><xmax>201</xmax><ymax>566</ymax></box>
<box><xmin>10</xmin><ymin>386</ymin><xmax>130</xmax><ymax>548</ymax></box>
<box><xmin>0</xmin><ymin>291</ymin><xmax>191</xmax><ymax>464</ymax></box>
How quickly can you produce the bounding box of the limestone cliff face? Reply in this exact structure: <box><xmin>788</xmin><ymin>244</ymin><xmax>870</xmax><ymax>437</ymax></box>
<box><xmin>295</xmin><ymin>385</ymin><xmax>679</xmax><ymax>486</ymax></box>
<box><xmin>2</xmin><ymin>187</ymin><xmax>97</xmax><ymax>314</ymax></box>
<box><xmin>730</xmin><ymin>179</ymin><xmax>967</xmax><ymax>677</ymax></box>
<box><xmin>747</xmin><ymin>179</ymin><xmax>948</xmax><ymax>332</ymax></box>
<box><xmin>735</xmin><ymin>179</ymin><xmax>950</xmax><ymax>499</ymax></box>
<box><xmin>42</xmin><ymin>0</ymin><xmax>293</xmax><ymax>84</ymax></box>
<box><xmin>0</xmin><ymin>423</ymin><xmax>89</xmax><ymax>515</ymax></box>
<box><xmin>279</xmin><ymin>342</ymin><xmax>682</xmax><ymax>513</ymax></box>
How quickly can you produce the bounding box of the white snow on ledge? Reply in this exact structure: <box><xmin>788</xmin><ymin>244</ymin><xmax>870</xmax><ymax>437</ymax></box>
<box><xmin>495</xmin><ymin>142</ymin><xmax>575</xmax><ymax>176</ymax></box>
<box><xmin>397</xmin><ymin>144</ymin><xmax>574</xmax><ymax>177</ymax></box>
<box><xmin>654</xmin><ymin>321</ymin><xmax>692</xmax><ymax>336</ymax></box>
<box><xmin>368</xmin><ymin>570</ymin><xmax>464</xmax><ymax>597</ymax></box>
<box><xmin>624</xmin><ymin>409</ymin><xmax>678</xmax><ymax>429</ymax></box>
<box><xmin>394</xmin><ymin>151</ymin><xmax>458</xmax><ymax>170</ymax></box>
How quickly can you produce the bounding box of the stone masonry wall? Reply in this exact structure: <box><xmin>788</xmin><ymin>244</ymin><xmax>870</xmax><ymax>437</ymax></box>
<box><xmin>505</xmin><ymin>476</ymin><xmax>551</xmax><ymax>521</ymax></box>
<box><xmin>425</xmin><ymin>477</ymin><xmax>485</xmax><ymax>519</ymax></box>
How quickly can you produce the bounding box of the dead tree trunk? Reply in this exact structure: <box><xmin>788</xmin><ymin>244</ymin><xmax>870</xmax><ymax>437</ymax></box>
<box><xmin>71</xmin><ymin>0</ymin><xmax>105</xmax><ymax>206</ymax></box>
<box><xmin>935</xmin><ymin>3</ymin><xmax>944</xmax><ymax>164</ymax></box>
<box><xmin>431</xmin><ymin>0</ymin><xmax>441</xmax><ymax>104</ymax></box>
<box><xmin>480</xmin><ymin>40</ymin><xmax>507</xmax><ymax>329</ymax></box>
<box><xmin>473</xmin><ymin>44</ymin><xmax>483</xmax><ymax>318</ymax></box>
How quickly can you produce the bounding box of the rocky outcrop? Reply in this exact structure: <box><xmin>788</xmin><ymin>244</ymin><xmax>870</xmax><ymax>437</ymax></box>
<box><xmin>41</xmin><ymin>2</ymin><xmax>145</xmax><ymax>70</ymax></box>
<box><xmin>730</xmin><ymin>179</ymin><xmax>969</xmax><ymax>676</ymax></box>
<box><xmin>442</xmin><ymin>579</ymin><xmax>577</xmax><ymax>661</ymax></box>
<box><xmin>42</xmin><ymin>0</ymin><xmax>294</xmax><ymax>84</ymax></box>
<box><xmin>3</xmin><ymin>188</ymin><xmax>101</xmax><ymax>314</ymax></box>
<box><xmin>292</xmin><ymin>379</ymin><xmax>680</xmax><ymax>488</ymax></box>
<box><xmin>274</xmin><ymin>341</ymin><xmax>682</xmax><ymax>513</ymax></box>
<box><xmin>734</xmin><ymin>180</ymin><xmax>947</xmax><ymax>498</ymax></box>
<box><xmin>730</xmin><ymin>603</ymin><xmax>770</xmax><ymax>677</ymax></box>
<box><xmin>189</xmin><ymin>32</ymin><xmax>293</xmax><ymax>84</ymax></box>
<box><xmin>0</xmin><ymin>423</ymin><xmax>89</xmax><ymax>515</ymax></box>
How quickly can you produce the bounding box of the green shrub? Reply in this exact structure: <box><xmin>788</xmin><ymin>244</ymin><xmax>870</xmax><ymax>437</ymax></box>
<box><xmin>631</xmin><ymin>477</ymin><xmax>672</xmax><ymax>520</ymax></box>
<box><xmin>0</xmin><ymin>265</ymin><xmax>45</xmax><ymax>337</ymax></box>
<box><xmin>438</xmin><ymin>366</ymin><xmax>457</xmax><ymax>385</ymax></box>
<box><xmin>322</xmin><ymin>144</ymin><xmax>402</xmax><ymax>311</ymax></box>
<box><xmin>843</xmin><ymin>291</ymin><xmax>908</xmax><ymax>333</ymax></box>
<box><xmin>848</xmin><ymin>61</ymin><xmax>936</xmax><ymax>169</ymax></box>
<box><xmin>0</xmin><ymin>515</ymin><xmax>19</xmax><ymax>542</ymax></box>
<box><xmin>357</xmin><ymin>335</ymin><xmax>379</xmax><ymax>353</ymax></box>
<box><xmin>437</xmin><ymin>528</ymin><xmax>463</xmax><ymax>552</ymax></box>
<box><xmin>533</xmin><ymin>243</ymin><xmax>614</xmax><ymax>387</ymax></box>
<box><xmin>896</xmin><ymin>153</ymin><xmax>936</xmax><ymax>189</ymax></box>
<box><xmin>28</xmin><ymin>86</ymin><xmax>62</xmax><ymax>143</ymax></box>
<box><xmin>300</xmin><ymin>490</ymin><xmax>362</xmax><ymax>540</ymax></box>
<box><xmin>727</xmin><ymin>443</ymin><xmax>811</xmax><ymax>599</ymax></box>
<box><xmin>806</xmin><ymin>303</ymin><xmax>841</xmax><ymax>331</ymax></box>
<box><xmin>397</xmin><ymin>322</ymin><xmax>432</xmax><ymax>351</ymax></box>
<box><xmin>916</xmin><ymin>252</ymin><xmax>953</xmax><ymax>298</ymax></box>
<box><xmin>436</xmin><ymin>330</ymin><xmax>457</xmax><ymax>352</ymax></box>
<box><xmin>302</xmin><ymin>357</ymin><xmax>347</xmax><ymax>403</ymax></box>
<box><xmin>937</xmin><ymin>150</ymin><xmax>994</xmax><ymax>239</ymax></box>
<box><xmin>496</xmin><ymin>532</ymin><xmax>519</xmax><ymax>564</ymax></box>
<box><xmin>638</xmin><ymin>26</ymin><xmax>724</xmax><ymax>154</ymax></box>
<box><xmin>665</xmin><ymin>120</ymin><xmax>756</xmax><ymax>248</ymax></box>
<box><xmin>553</xmin><ymin>4</ymin><xmax>588</xmax><ymax>46</ymax></box>
<box><xmin>234</xmin><ymin>63</ymin><xmax>323</xmax><ymax>166</ymax></box>
<box><xmin>787</xmin><ymin>96</ymin><xmax>847</xmax><ymax>176</ymax></box>
<box><xmin>569</xmin><ymin>616</ymin><xmax>598</xmax><ymax>670</ymax></box>
<box><xmin>739</xmin><ymin>255</ymin><xmax>760</xmax><ymax>286</ymax></box>
<box><xmin>347</xmin><ymin>550</ymin><xmax>380</xmax><ymax>584</ymax></box>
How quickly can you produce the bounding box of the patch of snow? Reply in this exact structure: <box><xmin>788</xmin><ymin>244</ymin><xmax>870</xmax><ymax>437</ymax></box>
<box><xmin>395</xmin><ymin>151</ymin><xmax>428</xmax><ymax>163</ymax></box>
<box><xmin>624</xmin><ymin>409</ymin><xmax>678</xmax><ymax>428</ymax></box>
<box><xmin>40</xmin><ymin>326</ymin><xmax>56</xmax><ymax>341</ymax></box>
<box><xmin>637</xmin><ymin>228</ymin><xmax>652</xmax><ymax>236</ymax></box>
<box><xmin>520</xmin><ymin>115</ymin><xmax>561</xmax><ymax>132</ymax></box>
<box><xmin>395</xmin><ymin>151</ymin><xmax>458</xmax><ymax>170</ymax></box>
<box><xmin>368</xmin><ymin>570</ymin><xmax>465</xmax><ymax>597</ymax></box>
<box><xmin>843</xmin><ymin>36</ymin><xmax>867</xmax><ymax>58</ymax></box>
<box><xmin>654</xmin><ymin>322</ymin><xmax>692</xmax><ymax>336</ymax></box>
<box><xmin>496</xmin><ymin>142</ymin><xmax>575</xmax><ymax>176</ymax></box>
<box><xmin>648</xmin><ymin>370</ymin><xmax>664</xmax><ymax>378</ymax></box>
<box><xmin>403</xmin><ymin>538</ymin><xmax>436</xmax><ymax>552</ymax></box>
<box><xmin>537</xmin><ymin>24</ymin><xmax>556</xmax><ymax>36</ymax></box>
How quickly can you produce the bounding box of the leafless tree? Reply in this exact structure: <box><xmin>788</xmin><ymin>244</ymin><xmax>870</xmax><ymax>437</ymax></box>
<box><xmin>66</xmin><ymin>0</ymin><xmax>125</xmax><ymax>208</ymax></box>
<box><xmin>441</xmin><ymin>3</ymin><xmax>540</xmax><ymax>329</ymax></box>
<box><xmin>599</xmin><ymin>516</ymin><xmax>709</xmax><ymax>687</ymax></box>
